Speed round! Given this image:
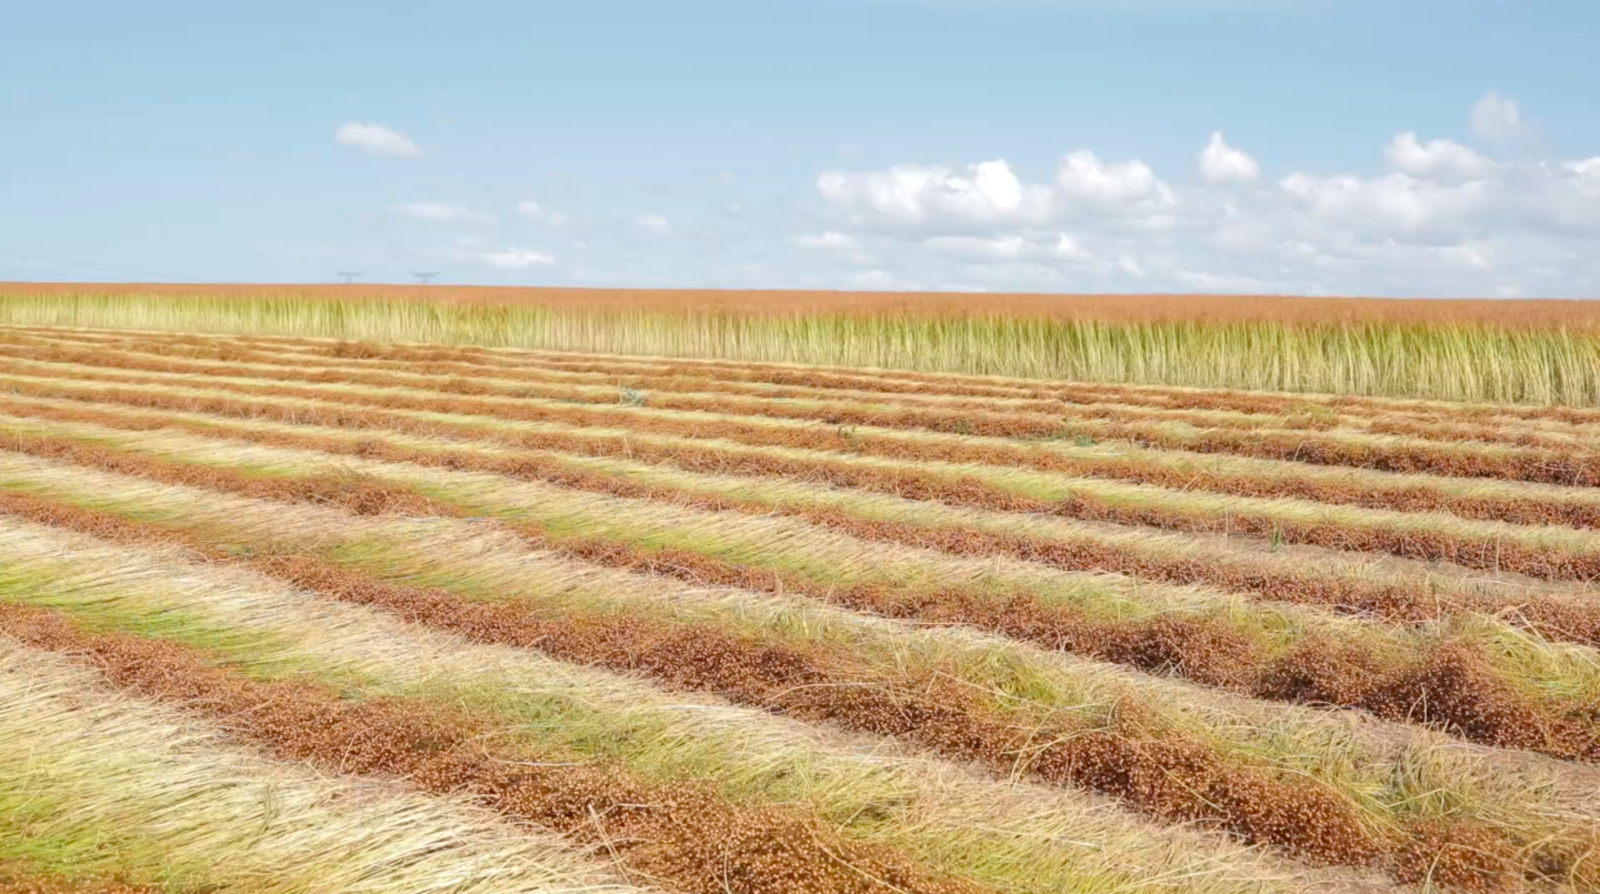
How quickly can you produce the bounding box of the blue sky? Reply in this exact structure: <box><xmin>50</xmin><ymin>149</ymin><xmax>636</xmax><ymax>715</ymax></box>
<box><xmin>4</xmin><ymin>0</ymin><xmax>1599</xmax><ymax>296</ymax></box>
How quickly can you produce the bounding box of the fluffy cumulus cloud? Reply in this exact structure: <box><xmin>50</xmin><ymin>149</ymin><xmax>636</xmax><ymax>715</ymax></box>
<box><xmin>816</xmin><ymin>159</ymin><xmax>1054</xmax><ymax>228</ymax></box>
<box><xmin>335</xmin><ymin>122</ymin><xmax>420</xmax><ymax>158</ymax></box>
<box><xmin>1384</xmin><ymin>133</ymin><xmax>1497</xmax><ymax>181</ymax></box>
<box><xmin>1198</xmin><ymin>132</ymin><xmax>1260</xmax><ymax>184</ymax></box>
<box><xmin>1569</xmin><ymin>158</ymin><xmax>1600</xmax><ymax>182</ymax></box>
<box><xmin>1277</xmin><ymin>172</ymin><xmax>1495</xmax><ymax>242</ymax></box>
<box><xmin>1055</xmin><ymin>151</ymin><xmax>1175</xmax><ymax>212</ymax></box>
<box><xmin>394</xmin><ymin>202</ymin><xmax>496</xmax><ymax>224</ymax></box>
<box><xmin>815</xmin><ymin>152</ymin><xmax>1177</xmax><ymax>235</ymax></box>
<box><xmin>1471</xmin><ymin>91</ymin><xmax>1527</xmax><ymax>143</ymax></box>
<box><xmin>799</xmin><ymin>91</ymin><xmax>1600</xmax><ymax>297</ymax></box>
<box><xmin>634</xmin><ymin>214</ymin><xmax>672</xmax><ymax>235</ymax></box>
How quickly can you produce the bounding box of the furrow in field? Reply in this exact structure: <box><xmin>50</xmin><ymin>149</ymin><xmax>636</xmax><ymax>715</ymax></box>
<box><xmin>4</xmin><ymin>350</ymin><xmax>1598</xmax><ymax>495</ymax></box>
<box><xmin>0</xmin><ymin>604</ymin><xmax>983</xmax><ymax>894</ymax></box>
<box><xmin>27</xmin><ymin>324</ymin><xmax>1600</xmax><ymax>429</ymax></box>
<box><xmin>0</xmin><ymin>642</ymin><xmax>631</xmax><ymax>894</ymax></box>
<box><xmin>484</xmin><ymin>347</ymin><xmax>1600</xmax><ymax>428</ymax></box>
<box><xmin>7</xmin><ymin>363</ymin><xmax>1600</xmax><ymax>582</ymax></box>
<box><xmin>6</xmin><ymin>416</ymin><xmax>1600</xmax><ymax>771</ymax></box>
<box><xmin>0</xmin><ymin>459</ymin><xmax>1591</xmax><ymax>893</ymax></box>
<box><xmin>302</xmin><ymin>337</ymin><xmax>1600</xmax><ymax>427</ymax></box>
<box><xmin>93</xmin><ymin>329</ymin><xmax>1600</xmax><ymax>445</ymax></box>
<box><xmin>0</xmin><ymin>510</ymin><xmax>1373</xmax><ymax>894</ymax></box>
<box><xmin>0</xmin><ymin>338</ymin><xmax>1424</xmax><ymax>443</ymax></box>
<box><xmin>0</xmin><ymin>508</ymin><xmax>1427</xmax><ymax>894</ymax></box>
<box><xmin>9</xmin><ymin>355</ymin><xmax>1600</xmax><ymax>537</ymax></box>
<box><xmin>10</xmin><ymin>336</ymin><xmax>1600</xmax><ymax>453</ymax></box>
<box><xmin>7</xmin><ymin>386</ymin><xmax>1600</xmax><ymax>654</ymax></box>
<box><xmin>33</xmin><ymin>327</ymin><xmax>1600</xmax><ymax>448</ymax></box>
<box><xmin>0</xmin><ymin>484</ymin><xmax>1429</xmax><ymax>894</ymax></box>
<box><xmin>0</xmin><ymin>331</ymin><xmax>1094</xmax><ymax>415</ymax></box>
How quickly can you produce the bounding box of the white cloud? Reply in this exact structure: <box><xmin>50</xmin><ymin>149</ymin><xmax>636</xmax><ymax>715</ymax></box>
<box><xmin>1502</xmin><ymin>161</ymin><xmax>1600</xmax><ymax>236</ymax></box>
<box><xmin>817</xmin><ymin>153</ymin><xmax>1176</xmax><ymax>231</ymax></box>
<box><xmin>517</xmin><ymin>201</ymin><xmax>568</xmax><ymax>227</ymax></box>
<box><xmin>454</xmin><ymin>245</ymin><xmax>557</xmax><ymax>269</ymax></box>
<box><xmin>634</xmin><ymin>214</ymin><xmax>672</xmax><ymax>235</ymax></box>
<box><xmin>1278</xmin><ymin>172</ymin><xmax>1493</xmax><ymax>242</ymax></box>
<box><xmin>847</xmin><ymin>269</ymin><xmax>926</xmax><ymax>290</ymax></box>
<box><xmin>1471</xmin><ymin>91</ymin><xmax>1527</xmax><ymax>143</ymax></box>
<box><xmin>1052</xmin><ymin>234</ymin><xmax>1093</xmax><ymax>260</ymax></box>
<box><xmin>1055</xmin><ymin>151</ymin><xmax>1175</xmax><ymax>211</ymax></box>
<box><xmin>923</xmin><ymin>233</ymin><xmax>1092</xmax><ymax>262</ymax></box>
<box><xmin>792</xmin><ymin>231</ymin><xmax>859</xmax><ymax>250</ymax></box>
<box><xmin>394</xmin><ymin>202</ymin><xmax>496</xmax><ymax>224</ymax></box>
<box><xmin>1384</xmin><ymin>132</ymin><xmax>1497</xmax><ymax>181</ymax></box>
<box><xmin>1566</xmin><ymin>158</ymin><xmax>1600</xmax><ymax>183</ymax></box>
<box><xmin>797</xmin><ymin>92</ymin><xmax>1600</xmax><ymax>297</ymax></box>
<box><xmin>335</xmin><ymin>122</ymin><xmax>420</xmax><ymax>159</ymax></box>
<box><xmin>1198</xmin><ymin>132</ymin><xmax>1260</xmax><ymax>184</ymax></box>
<box><xmin>817</xmin><ymin>159</ymin><xmax>1054</xmax><ymax>227</ymax></box>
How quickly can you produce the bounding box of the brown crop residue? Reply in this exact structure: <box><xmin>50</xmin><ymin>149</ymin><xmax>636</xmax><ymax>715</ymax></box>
<box><xmin>10</xmin><ymin>350</ymin><xmax>1600</xmax><ymax>488</ymax></box>
<box><xmin>0</xmin><ymin>485</ymin><xmax>1585</xmax><ymax>890</ymax></box>
<box><xmin>13</xmin><ymin>351</ymin><xmax>1600</xmax><ymax>515</ymax></box>
<box><xmin>30</xmin><ymin>323</ymin><xmax>1600</xmax><ymax>435</ymax></box>
<box><xmin>0</xmin><ymin>431</ymin><xmax>444</xmax><ymax>519</ymax></box>
<box><xmin>0</xmin><ymin>603</ymin><xmax>980</xmax><ymax>894</ymax></box>
<box><xmin>0</xmin><ymin>365</ymin><xmax>1556</xmax><ymax>532</ymax></box>
<box><xmin>2</xmin><ymin>429</ymin><xmax>1598</xmax><ymax>767</ymax></box>
<box><xmin>287</xmin><ymin>342</ymin><xmax>1600</xmax><ymax>450</ymax></box>
<box><xmin>6</xmin><ymin>415</ymin><xmax>1600</xmax><ymax>744</ymax></box>
<box><xmin>528</xmin><ymin>537</ymin><xmax>1600</xmax><ymax>763</ymax></box>
<box><xmin>0</xmin><ymin>339</ymin><xmax>1088</xmax><ymax>418</ymax></box>
<box><xmin>12</xmin><ymin>357</ymin><xmax>1600</xmax><ymax>545</ymax></box>
<box><xmin>43</xmin><ymin>332</ymin><xmax>1600</xmax><ymax>450</ymax></box>
<box><xmin>0</xmin><ymin>502</ymin><xmax>1389</xmax><ymax>874</ymax></box>
<box><xmin>115</xmin><ymin>331</ymin><xmax>1592</xmax><ymax>456</ymax></box>
<box><xmin>0</xmin><ymin>344</ymin><xmax>1359</xmax><ymax>441</ymax></box>
<box><xmin>46</xmin><ymin>340</ymin><xmax>1600</xmax><ymax>457</ymax></box>
<box><xmin>1</xmin><ymin>438</ymin><xmax>1592</xmax><ymax>763</ymax></box>
<box><xmin>4</xmin><ymin>569</ymin><xmax>1384</xmax><ymax>877</ymax></box>
<box><xmin>8</xmin><ymin>395</ymin><xmax>1600</xmax><ymax>651</ymax></box>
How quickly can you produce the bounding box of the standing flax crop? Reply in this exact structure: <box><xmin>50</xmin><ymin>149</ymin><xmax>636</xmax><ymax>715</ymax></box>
<box><xmin>3</xmin><ymin>289</ymin><xmax>1600</xmax><ymax>403</ymax></box>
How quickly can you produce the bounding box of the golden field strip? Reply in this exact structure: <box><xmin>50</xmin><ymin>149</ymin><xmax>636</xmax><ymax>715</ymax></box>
<box><xmin>5</xmin><ymin>323</ymin><xmax>1600</xmax><ymax>894</ymax></box>
<box><xmin>11</xmin><ymin>326</ymin><xmax>1600</xmax><ymax>476</ymax></box>
<box><xmin>6</xmin><ymin>286</ymin><xmax>1600</xmax><ymax>404</ymax></box>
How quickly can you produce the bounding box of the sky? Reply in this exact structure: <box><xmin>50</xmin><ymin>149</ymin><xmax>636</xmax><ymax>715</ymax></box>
<box><xmin>3</xmin><ymin>0</ymin><xmax>1599</xmax><ymax>297</ymax></box>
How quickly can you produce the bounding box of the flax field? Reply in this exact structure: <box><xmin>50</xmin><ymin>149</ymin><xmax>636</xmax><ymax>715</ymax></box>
<box><xmin>2</xmin><ymin>304</ymin><xmax>1600</xmax><ymax>894</ymax></box>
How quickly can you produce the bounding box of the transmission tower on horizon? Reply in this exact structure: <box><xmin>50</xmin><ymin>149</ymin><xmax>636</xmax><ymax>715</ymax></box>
<box><xmin>410</xmin><ymin>271</ymin><xmax>440</xmax><ymax>285</ymax></box>
<box><xmin>335</xmin><ymin>271</ymin><xmax>363</xmax><ymax>284</ymax></box>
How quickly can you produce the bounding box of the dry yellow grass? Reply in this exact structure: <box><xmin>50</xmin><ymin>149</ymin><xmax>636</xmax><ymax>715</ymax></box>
<box><xmin>10</xmin><ymin>282</ymin><xmax>1600</xmax><ymax>327</ymax></box>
